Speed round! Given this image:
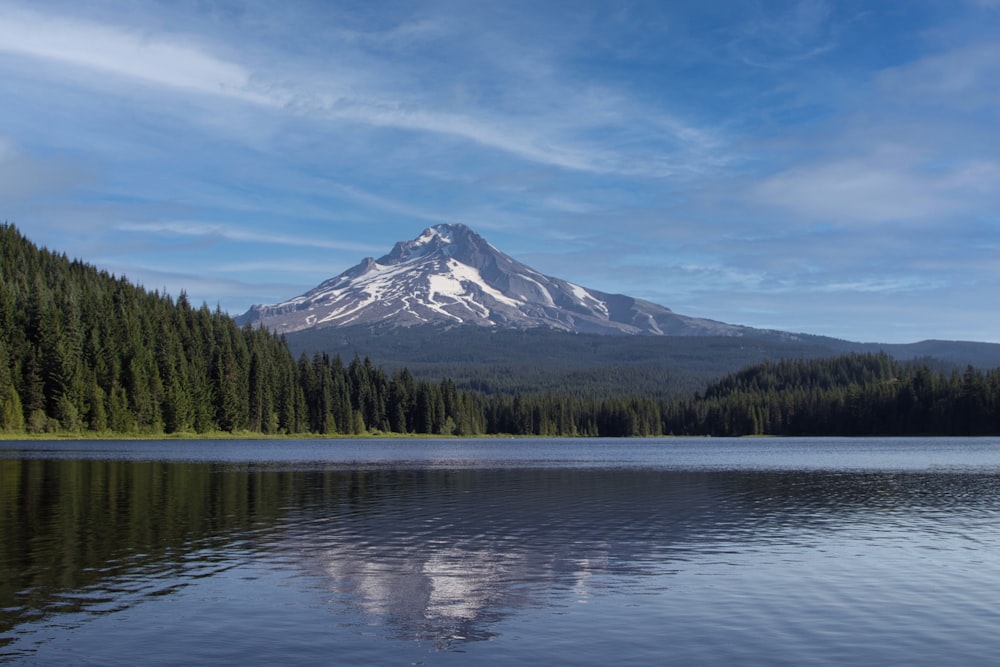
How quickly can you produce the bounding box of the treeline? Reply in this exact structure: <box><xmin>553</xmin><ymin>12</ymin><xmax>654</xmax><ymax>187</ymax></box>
<box><xmin>1</xmin><ymin>223</ymin><xmax>997</xmax><ymax>437</ymax></box>
<box><xmin>666</xmin><ymin>353</ymin><xmax>999</xmax><ymax>437</ymax></box>
<box><xmin>456</xmin><ymin>353</ymin><xmax>998</xmax><ymax>436</ymax></box>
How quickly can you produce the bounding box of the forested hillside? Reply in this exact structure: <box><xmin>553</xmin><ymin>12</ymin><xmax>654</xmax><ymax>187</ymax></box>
<box><xmin>0</xmin><ymin>223</ymin><xmax>465</xmax><ymax>436</ymax></box>
<box><xmin>2</xmin><ymin>223</ymin><xmax>997</xmax><ymax>437</ymax></box>
<box><xmin>286</xmin><ymin>324</ymin><xmax>1000</xmax><ymax>400</ymax></box>
<box><xmin>285</xmin><ymin>324</ymin><xmax>846</xmax><ymax>399</ymax></box>
<box><xmin>666</xmin><ymin>353</ymin><xmax>999</xmax><ymax>436</ymax></box>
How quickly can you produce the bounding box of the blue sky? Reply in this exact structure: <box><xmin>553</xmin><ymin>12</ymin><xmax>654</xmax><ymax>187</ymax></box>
<box><xmin>1</xmin><ymin>0</ymin><xmax>997</xmax><ymax>343</ymax></box>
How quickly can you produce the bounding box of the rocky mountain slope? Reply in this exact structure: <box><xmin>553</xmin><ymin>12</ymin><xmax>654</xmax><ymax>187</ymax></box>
<box><xmin>238</xmin><ymin>224</ymin><xmax>767</xmax><ymax>337</ymax></box>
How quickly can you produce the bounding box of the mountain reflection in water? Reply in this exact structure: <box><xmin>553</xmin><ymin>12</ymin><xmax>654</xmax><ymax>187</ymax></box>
<box><xmin>1</xmin><ymin>439</ymin><xmax>998</xmax><ymax>665</ymax></box>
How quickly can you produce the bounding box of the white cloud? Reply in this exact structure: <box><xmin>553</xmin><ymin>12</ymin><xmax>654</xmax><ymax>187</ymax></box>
<box><xmin>876</xmin><ymin>42</ymin><xmax>999</xmax><ymax>105</ymax></box>
<box><xmin>815</xmin><ymin>277</ymin><xmax>947</xmax><ymax>294</ymax></box>
<box><xmin>116</xmin><ymin>221</ymin><xmax>382</xmax><ymax>253</ymax></box>
<box><xmin>0</xmin><ymin>9</ymin><xmax>263</xmax><ymax>102</ymax></box>
<box><xmin>752</xmin><ymin>150</ymin><xmax>999</xmax><ymax>225</ymax></box>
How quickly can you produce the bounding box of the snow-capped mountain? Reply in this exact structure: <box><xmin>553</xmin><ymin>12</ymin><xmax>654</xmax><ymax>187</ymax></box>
<box><xmin>237</xmin><ymin>224</ymin><xmax>753</xmax><ymax>336</ymax></box>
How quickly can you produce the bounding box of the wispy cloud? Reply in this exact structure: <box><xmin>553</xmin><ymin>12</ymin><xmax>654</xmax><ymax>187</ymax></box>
<box><xmin>326</xmin><ymin>183</ymin><xmax>464</xmax><ymax>227</ymax></box>
<box><xmin>724</xmin><ymin>0</ymin><xmax>839</xmax><ymax>69</ymax></box>
<box><xmin>0</xmin><ymin>6</ymin><xmax>727</xmax><ymax>178</ymax></box>
<box><xmin>752</xmin><ymin>152</ymin><xmax>999</xmax><ymax>225</ymax></box>
<box><xmin>116</xmin><ymin>221</ymin><xmax>382</xmax><ymax>253</ymax></box>
<box><xmin>0</xmin><ymin>9</ymin><xmax>262</xmax><ymax>101</ymax></box>
<box><xmin>876</xmin><ymin>41</ymin><xmax>999</xmax><ymax>107</ymax></box>
<box><xmin>816</xmin><ymin>278</ymin><xmax>947</xmax><ymax>294</ymax></box>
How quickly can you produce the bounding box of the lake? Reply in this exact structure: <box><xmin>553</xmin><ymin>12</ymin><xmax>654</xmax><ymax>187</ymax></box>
<box><xmin>1</xmin><ymin>437</ymin><xmax>998</xmax><ymax>665</ymax></box>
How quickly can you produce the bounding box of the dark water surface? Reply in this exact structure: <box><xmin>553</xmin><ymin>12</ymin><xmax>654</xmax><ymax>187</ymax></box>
<box><xmin>1</xmin><ymin>438</ymin><xmax>998</xmax><ymax>665</ymax></box>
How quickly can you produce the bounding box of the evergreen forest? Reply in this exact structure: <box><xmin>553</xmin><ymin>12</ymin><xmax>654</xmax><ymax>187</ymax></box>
<box><xmin>2</xmin><ymin>223</ymin><xmax>997</xmax><ymax>438</ymax></box>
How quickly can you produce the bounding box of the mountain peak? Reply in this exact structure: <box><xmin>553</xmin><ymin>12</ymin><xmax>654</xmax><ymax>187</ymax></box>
<box><xmin>237</xmin><ymin>225</ymin><xmax>751</xmax><ymax>337</ymax></box>
<box><xmin>416</xmin><ymin>223</ymin><xmax>472</xmax><ymax>245</ymax></box>
<box><xmin>379</xmin><ymin>223</ymin><xmax>480</xmax><ymax>265</ymax></box>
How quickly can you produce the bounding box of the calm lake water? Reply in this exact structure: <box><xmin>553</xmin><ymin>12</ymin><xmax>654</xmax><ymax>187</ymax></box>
<box><xmin>1</xmin><ymin>438</ymin><xmax>998</xmax><ymax>665</ymax></box>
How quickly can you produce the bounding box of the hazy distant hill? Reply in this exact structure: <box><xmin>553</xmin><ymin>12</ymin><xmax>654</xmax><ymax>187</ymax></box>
<box><xmin>285</xmin><ymin>324</ymin><xmax>1000</xmax><ymax>398</ymax></box>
